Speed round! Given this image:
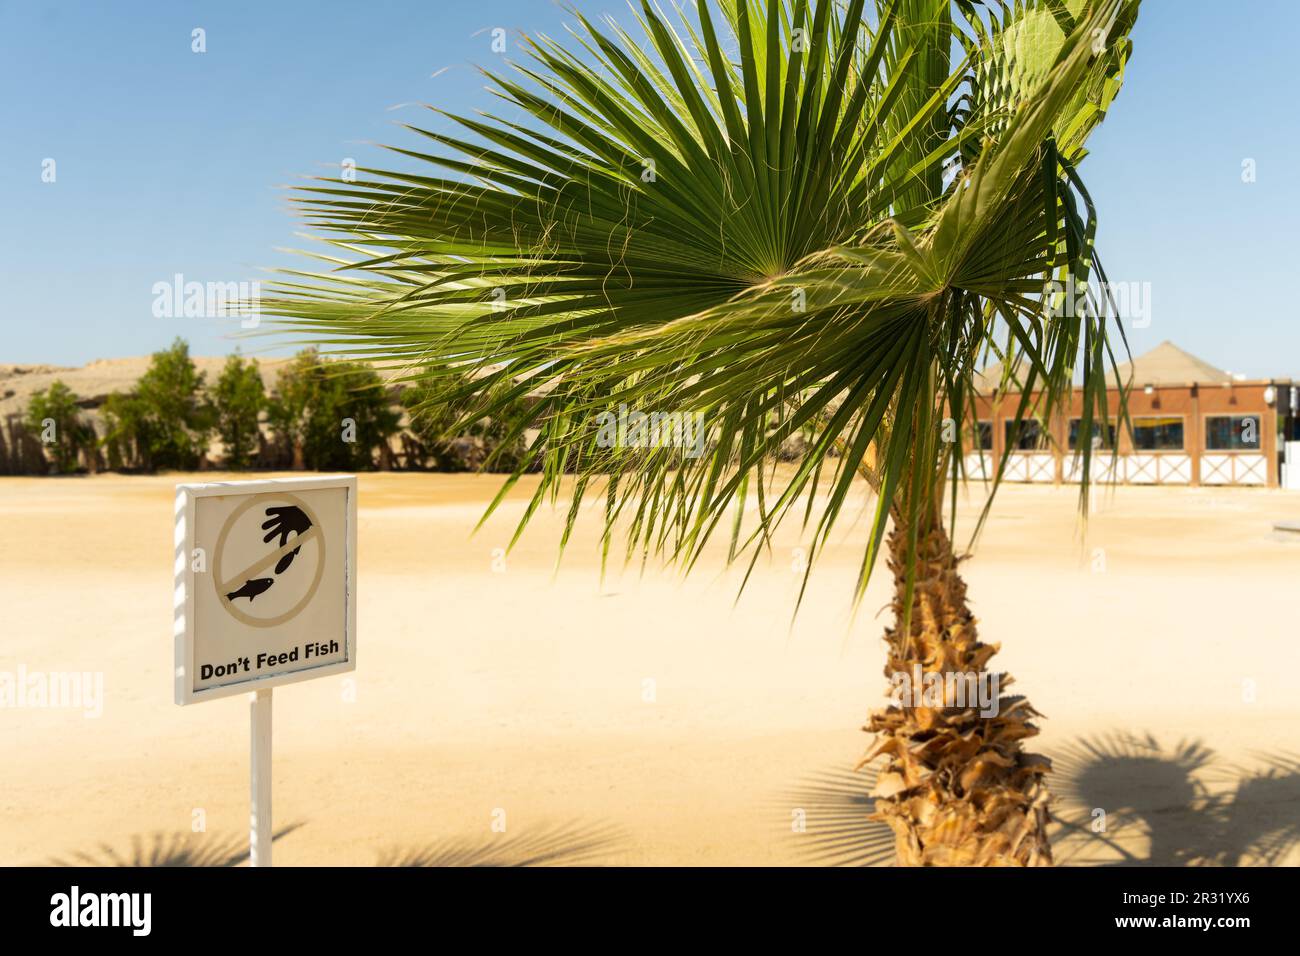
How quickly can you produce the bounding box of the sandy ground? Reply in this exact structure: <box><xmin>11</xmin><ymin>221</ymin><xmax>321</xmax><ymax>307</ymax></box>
<box><xmin>2</xmin><ymin>472</ymin><xmax>1299</xmax><ymax>867</ymax></box>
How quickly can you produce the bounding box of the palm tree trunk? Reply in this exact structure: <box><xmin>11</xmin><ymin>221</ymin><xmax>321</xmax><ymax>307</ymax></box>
<box><xmin>861</xmin><ymin>505</ymin><xmax>1053</xmax><ymax>866</ymax></box>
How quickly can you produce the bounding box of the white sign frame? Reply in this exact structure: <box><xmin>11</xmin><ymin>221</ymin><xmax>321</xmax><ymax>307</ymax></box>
<box><xmin>174</xmin><ymin>475</ymin><xmax>357</xmax><ymax>706</ymax></box>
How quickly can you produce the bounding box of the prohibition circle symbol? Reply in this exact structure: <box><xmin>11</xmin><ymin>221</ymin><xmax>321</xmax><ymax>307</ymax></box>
<box><xmin>213</xmin><ymin>492</ymin><xmax>325</xmax><ymax>629</ymax></box>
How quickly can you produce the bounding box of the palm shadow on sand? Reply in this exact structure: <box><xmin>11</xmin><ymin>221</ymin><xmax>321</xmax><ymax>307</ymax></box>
<box><xmin>1052</xmin><ymin>732</ymin><xmax>1300</xmax><ymax>866</ymax></box>
<box><xmin>782</xmin><ymin>732</ymin><xmax>1300</xmax><ymax>867</ymax></box>
<box><xmin>778</xmin><ymin>766</ymin><xmax>895</xmax><ymax>867</ymax></box>
<box><xmin>44</xmin><ymin>822</ymin><xmax>304</xmax><ymax>867</ymax></box>
<box><xmin>376</xmin><ymin>820</ymin><xmax>626</xmax><ymax>867</ymax></box>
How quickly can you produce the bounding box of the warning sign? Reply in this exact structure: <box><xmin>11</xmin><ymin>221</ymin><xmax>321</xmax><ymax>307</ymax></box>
<box><xmin>216</xmin><ymin>494</ymin><xmax>325</xmax><ymax>627</ymax></box>
<box><xmin>174</xmin><ymin>476</ymin><xmax>356</xmax><ymax>704</ymax></box>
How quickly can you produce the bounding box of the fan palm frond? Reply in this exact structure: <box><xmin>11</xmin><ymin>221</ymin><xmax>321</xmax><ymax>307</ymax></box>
<box><xmin>262</xmin><ymin>0</ymin><xmax>1140</xmax><ymax>609</ymax></box>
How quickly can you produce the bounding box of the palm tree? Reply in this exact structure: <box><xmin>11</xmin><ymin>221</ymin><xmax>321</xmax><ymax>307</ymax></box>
<box><xmin>265</xmin><ymin>0</ymin><xmax>1141</xmax><ymax>865</ymax></box>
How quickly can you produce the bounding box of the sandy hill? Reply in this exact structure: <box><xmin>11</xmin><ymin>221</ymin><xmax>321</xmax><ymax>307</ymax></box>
<box><xmin>0</xmin><ymin>356</ymin><xmax>291</xmax><ymax>420</ymax></box>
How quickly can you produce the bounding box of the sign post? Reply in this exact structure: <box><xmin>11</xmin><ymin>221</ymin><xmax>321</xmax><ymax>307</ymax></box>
<box><xmin>250</xmin><ymin>688</ymin><xmax>273</xmax><ymax>867</ymax></box>
<box><xmin>174</xmin><ymin>476</ymin><xmax>357</xmax><ymax>867</ymax></box>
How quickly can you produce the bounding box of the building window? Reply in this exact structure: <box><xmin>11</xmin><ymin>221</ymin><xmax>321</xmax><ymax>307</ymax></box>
<box><xmin>1068</xmin><ymin>418</ymin><xmax>1116</xmax><ymax>451</ymax></box>
<box><xmin>975</xmin><ymin>421</ymin><xmax>993</xmax><ymax>451</ymax></box>
<box><xmin>1004</xmin><ymin>419</ymin><xmax>1045</xmax><ymax>451</ymax></box>
<box><xmin>1131</xmin><ymin>416</ymin><xmax>1184</xmax><ymax>451</ymax></box>
<box><xmin>1205</xmin><ymin>414</ymin><xmax>1260</xmax><ymax>451</ymax></box>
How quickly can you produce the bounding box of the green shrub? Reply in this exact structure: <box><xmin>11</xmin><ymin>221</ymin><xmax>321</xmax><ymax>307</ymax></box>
<box><xmin>102</xmin><ymin>339</ymin><xmax>211</xmax><ymax>472</ymax></box>
<box><xmin>402</xmin><ymin>371</ymin><xmax>533</xmax><ymax>473</ymax></box>
<box><xmin>24</xmin><ymin>380</ymin><xmax>95</xmax><ymax>474</ymax></box>
<box><xmin>267</xmin><ymin>349</ymin><xmax>400</xmax><ymax>471</ymax></box>
<box><xmin>211</xmin><ymin>353</ymin><xmax>266</xmax><ymax>468</ymax></box>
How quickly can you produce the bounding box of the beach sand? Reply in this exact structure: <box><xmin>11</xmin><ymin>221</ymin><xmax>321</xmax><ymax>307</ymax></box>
<box><xmin>2</xmin><ymin>472</ymin><xmax>1298</xmax><ymax>866</ymax></box>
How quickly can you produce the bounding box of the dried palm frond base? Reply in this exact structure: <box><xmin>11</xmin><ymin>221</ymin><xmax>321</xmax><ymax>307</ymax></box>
<box><xmin>860</xmin><ymin>515</ymin><xmax>1053</xmax><ymax>866</ymax></box>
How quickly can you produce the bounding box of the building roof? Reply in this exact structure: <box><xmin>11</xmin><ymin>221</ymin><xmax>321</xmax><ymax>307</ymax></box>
<box><xmin>973</xmin><ymin>360</ymin><xmax>1004</xmax><ymax>394</ymax></box>
<box><xmin>972</xmin><ymin>341</ymin><xmax>1257</xmax><ymax>396</ymax></box>
<box><xmin>1106</xmin><ymin>340</ymin><xmax>1232</xmax><ymax>387</ymax></box>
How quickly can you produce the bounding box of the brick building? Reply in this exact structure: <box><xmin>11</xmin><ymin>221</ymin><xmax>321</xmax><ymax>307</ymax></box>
<box><xmin>965</xmin><ymin>341</ymin><xmax>1295</xmax><ymax>488</ymax></box>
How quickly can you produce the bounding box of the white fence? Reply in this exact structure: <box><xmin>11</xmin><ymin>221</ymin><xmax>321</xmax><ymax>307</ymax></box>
<box><xmin>967</xmin><ymin>452</ymin><xmax>1272</xmax><ymax>486</ymax></box>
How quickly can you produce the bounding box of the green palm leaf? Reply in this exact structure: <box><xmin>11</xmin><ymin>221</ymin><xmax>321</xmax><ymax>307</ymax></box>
<box><xmin>263</xmin><ymin>0</ymin><xmax>1140</xmax><ymax>613</ymax></box>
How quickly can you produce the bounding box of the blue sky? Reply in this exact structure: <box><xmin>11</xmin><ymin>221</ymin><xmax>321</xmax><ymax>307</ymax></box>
<box><xmin>2</xmin><ymin>0</ymin><xmax>1297</xmax><ymax>377</ymax></box>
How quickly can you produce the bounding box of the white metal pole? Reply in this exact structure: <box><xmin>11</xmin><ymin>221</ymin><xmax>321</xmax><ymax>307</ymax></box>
<box><xmin>250</xmin><ymin>688</ymin><xmax>273</xmax><ymax>867</ymax></box>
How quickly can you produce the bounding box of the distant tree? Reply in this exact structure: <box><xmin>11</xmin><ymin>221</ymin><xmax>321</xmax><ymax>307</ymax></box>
<box><xmin>24</xmin><ymin>380</ymin><xmax>94</xmax><ymax>474</ymax></box>
<box><xmin>268</xmin><ymin>349</ymin><xmax>400</xmax><ymax>471</ymax></box>
<box><xmin>101</xmin><ymin>392</ymin><xmax>153</xmax><ymax>471</ymax></box>
<box><xmin>211</xmin><ymin>353</ymin><xmax>266</xmax><ymax>469</ymax></box>
<box><xmin>314</xmin><ymin>360</ymin><xmax>402</xmax><ymax>471</ymax></box>
<box><xmin>102</xmin><ymin>338</ymin><xmax>211</xmax><ymax>472</ymax></box>
<box><xmin>402</xmin><ymin>371</ymin><xmax>533</xmax><ymax>473</ymax></box>
<box><xmin>265</xmin><ymin>350</ymin><xmax>315</xmax><ymax>469</ymax></box>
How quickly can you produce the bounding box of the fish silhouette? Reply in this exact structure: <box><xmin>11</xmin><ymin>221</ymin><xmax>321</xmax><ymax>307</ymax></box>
<box><xmin>226</xmin><ymin>578</ymin><xmax>275</xmax><ymax>603</ymax></box>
